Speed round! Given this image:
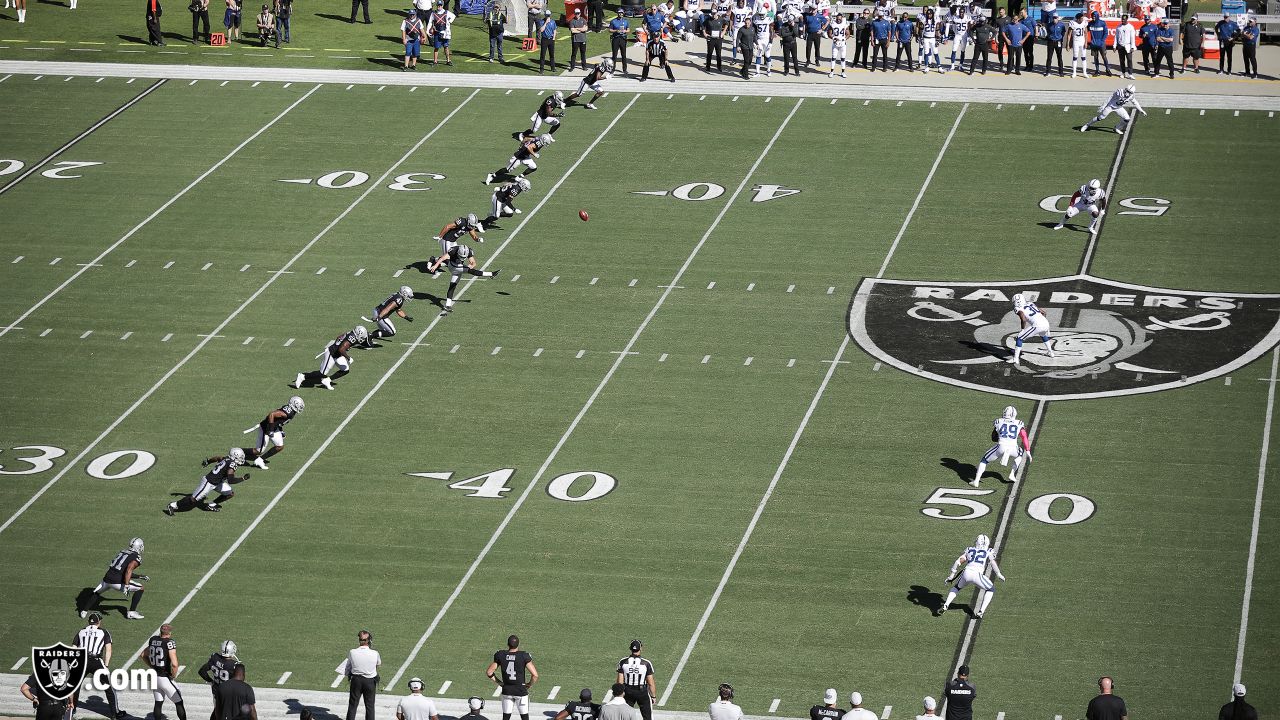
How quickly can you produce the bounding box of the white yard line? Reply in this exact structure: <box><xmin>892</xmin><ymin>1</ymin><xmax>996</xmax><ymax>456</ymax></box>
<box><xmin>1234</xmin><ymin>346</ymin><xmax>1278</xmax><ymax>684</ymax></box>
<box><xmin>387</xmin><ymin>96</ymin><xmax>805</xmax><ymax>691</ymax></box>
<box><xmin>0</xmin><ymin>78</ymin><xmax>167</xmax><ymax>195</ymax></box>
<box><xmin>0</xmin><ymin>88</ymin><xmax>477</xmax><ymax>540</ymax></box>
<box><xmin>0</xmin><ymin>84</ymin><xmax>320</xmax><ymax>343</ymax></box>
<box><xmin>1077</xmin><ymin>114</ymin><xmax>1136</xmax><ymax>275</ymax></box>
<box><xmin>661</xmin><ymin>103</ymin><xmax>970</xmax><ymax>706</ymax></box>
<box><xmin>121</xmin><ymin>92</ymin><xmax>637</xmax><ymax>675</ymax></box>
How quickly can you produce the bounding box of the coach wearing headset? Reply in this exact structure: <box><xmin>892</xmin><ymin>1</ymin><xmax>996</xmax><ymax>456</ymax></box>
<box><xmin>344</xmin><ymin>630</ymin><xmax>381</xmax><ymax>720</ymax></box>
<box><xmin>397</xmin><ymin>678</ymin><xmax>440</xmax><ymax>720</ymax></box>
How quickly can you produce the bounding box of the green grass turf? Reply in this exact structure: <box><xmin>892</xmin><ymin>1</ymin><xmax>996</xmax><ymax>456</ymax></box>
<box><xmin>0</xmin><ymin>81</ymin><xmax>1277</xmax><ymax>720</ymax></box>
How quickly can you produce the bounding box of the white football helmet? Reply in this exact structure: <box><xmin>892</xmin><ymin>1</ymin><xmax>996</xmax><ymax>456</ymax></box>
<box><xmin>974</xmin><ymin>534</ymin><xmax>990</xmax><ymax>551</ymax></box>
<box><xmin>129</xmin><ymin>537</ymin><xmax>145</xmax><ymax>557</ymax></box>
<box><xmin>600</xmin><ymin>58</ymin><xmax>614</xmax><ymax>72</ymax></box>
<box><xmin>553</xmin><ymin>90</ymin><xmax>564</xmax><ymax>106</ymax></box>
<box><xmin>1124</xmin><ymin>83</ymin><xmax>1136</xmax><ymax>96</ymax></box>
<box><xmin>457</xmin><ymin>244</ymin><xmax>473</xmax><ymax>260</ymax></box>
<box><xmin>399</xmin><ymin>285</ymin><xmax>414</xmax><ymax>302</ymax></box>
<box><xmin>288</xmin><ymin>396</ymin><xmax>305</xmax><ymax>414</ymax></box>
<box><xmin>539</xmin><ymin>133</ymin><xmax>554</xmax><ymax>145</ymax></box>
<box><xmin>1011</xmin><ymin>293</ymin><xmax>1027</xmax><ymax>309</ymax></box>
<box><xmin>219</xmin><ymin>640</ymin><xmax>238</xmax><ymax>658</ymax></box>
<box><xmin>516</xmin><ymin>176</ymin><xmax>531</xmax><ymax>191</ymax></box>
<box><xmin>227</xmin><ymin>447</ymin><xmax>246</xmax><ymax>466</ymax></box>
<box><xmin>408</xmin><ymin>677</ymin><xmax>425</xmax><ymax>692</ymax></box>
<box><xmin>352</xmin><ymin>326</ymin><xmax>369</xmax><ymax>343</ymax></box>
<box><xmin>1002</xmin><ymin>406</ymin><xmax>1017</xmax><ymax>420</ymax></box>
<box><xmin>466</xmin><ymin>212</ymin><xmax>478</xmax><ymax>228</ymax></box>
<box><xmin>1088</xmin><ymin>178</ymin><xmax>1102</xmax><ymax>191</ymax></box>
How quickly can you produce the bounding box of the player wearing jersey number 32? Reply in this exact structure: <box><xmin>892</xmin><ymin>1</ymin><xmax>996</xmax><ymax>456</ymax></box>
<box><xmin>938</xmin><ymin>534</ymin><xmax>1007</xmax><ymax>618</ymax></box>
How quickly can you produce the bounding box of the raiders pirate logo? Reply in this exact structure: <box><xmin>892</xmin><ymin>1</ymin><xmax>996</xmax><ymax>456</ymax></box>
<box><xmin>848</xmin><ymin>275</ymin><xmax>1280</xmax><ymax>400</ymax></box>
<box><xmin>30</xmin><ymin>642</ymin><xmax>88</xmax><ymax>701</ymax></box>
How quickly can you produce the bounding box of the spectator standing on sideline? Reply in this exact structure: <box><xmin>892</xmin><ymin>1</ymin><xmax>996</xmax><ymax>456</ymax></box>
<box><xmin>147</xmin><ymin>0</ymin><xmax>164</xmax><ymax>44</ymax></box>
<box><xmin>1219</xmin><ymin>683</ymin><xmax>1257</xmax><ymax>720</ymax></box>
<box><xmin>736</xmin><ymin>17</ymin><xmax>755</xmax><ymax>76</ymax></box>
<box><xmin>843</xmin><ymin>693</ymin><xmax>876</xmax><ymax>720</ymax></box>
<box><xmin>777</xmin><ymin>11</ymin><xmax>800</xmax><ymax>74</ymax></box>
<box><xmin>343</xmin><ymin>630</ymin><xmax>381</xmax><ymax>720</ymax></box>
<box><xmin>810</xmin><ymin>689</ymin><xmax>841</xmax><ymax>720</ymax></box>
<box><xmin>21</xmin><ymin>674</ymin><xmax>70</xmax><ymax>720</ymax></box>
<box><xmin>914</xmin><ymin>697</ymin><xmax>939</xmax><ymax>720</ymax></box>
<box><xmin>273</xmin><ymin>0</ymin><xmax>290</xmax><ymax>46</ymax></box>
<box><xmin>708</xmin><ymin>685</ymin><xmax>742</xmax><ymax>720</ymax></box>
<box><xmin>570</xmin><ymin>8</ymin><xmax>588</xmax><ymax>69</ymax></box>
<box><xmin>486</xmin><ymin>0</ymin><xmax>506</xmax><ymax>61</ymax></box>
<box><xmin>1044</xmin><ymin>12</ymin><xmax>1064</xmax><ymax>74</ymax></box>
<box><xmin>1214</xmin><ymin>13</ymin><xmax>1238</xmax><ymax>74</ymax></box>
<box><xmin>1114</xmin><ymin>13</ymin><xmax>1134</xmax><ymax>77</ymax></box>
<box><xmin>537</xmin><ymin>10</ymin><xmax>557</xmax><ymax>72</ymax></box>
<box><xmin>1241</xmin><ymin>17</ymin><xmax>1258</xmax><ymax>78</ymax></box>
<box><xmin>893</xmin><ymin>11</ymin><xmax>913</xmax><ymax>70</ymax></box>
<box><xmin>1084</xmin><ymin>677</ymin><xmax>1126</xmax><ymax>720</ymax></box>
<box><xmin>993</xmin><ymin>7</ymin><xmax>1010</xmax><ymax>68</ymax></box>
<box><xmin>402</xmin><ymin>8</ymin><xmax>425</xmax><ymax>70</ymax></box>
<box><xmin>349</xmin><ymin>0</ymin><xmax>368</xmax><ymax>23</ymax></box>
<box><xmin>526</xmin><ymin>0</ymin><xmax>543</xmax><ymax>37</ymax></box>
<box><xmin>869</xmin><ymin>10</ymin><xmax>892</xmax><ymax>70</ymax></box>
<box><xmin>803</xmin><ymin>4</ymin><xmax>826</xmax><ymax>67</ymax></box>
<box><xmin>224</xmin><ymin>0</ymin><xmax>242</xmax><ymax>41</ymax></box>
<box><xmin>429</xmin><ymin>1</ymin><xmax>455</xmax><ymax>66</ymax></box>
<box><xmin>853</xmin><ymin>8</ymin><xmax>871</xmax><ymax>66</ymax></box>
<box><xmin>703</xmin><ymin>10</ymin><xmax>725</xmax><ymax>70</ymax></box>
<box><xmin>1019</xmin><ymin>9</ymin><xmax>1036</xmax><ymax>72</ymax></box>
<box><xmin>588</xmin><ymin>0</ymin><xmax>603</xmax><ymax>30</ymax></box>
<box><xmin>216</xmin><ymin>664</ymin><xmax>255</xmax><ymax>720</ymax></box>
<box><xmin>609</xmin><ymin>9</ymin><xmax>630</xmax><ymax>71</ymax></box>
<box><xmin>942</xmin><ymin>665</ymin><xmax>975</xmax><ymax>720</ymax></box>
<box><xmin>1087</xmin><ymin>11</ymin><xmax>1110</xmax><ymax>75</ymax></box>
<box><xmin>255</xmin><ymin>5</ymin><xmax>274</xmax><ymax>46</ymax></box>
<box><xmin>601</xmin><ymin>685</ymin><xmax>640</xmax><ymax>720</ymax></box>
<box><xmin>487</xmin><ymin>635</ymin><xmax>538</xmax><ymax>720</ymax></box>
<box><xmin>618</xmin><ymin>641</ymin><xmax>657</xmax><ymax>720</ymax></box>
<box><xmin>1001</xmin><ymin>12</ymin><xmax>1027</xmax><ymax>73</ymax></box>
<box><xmin>1181</xmin><ymin>15</ymin><xmax>1203</xmax><ymax>72</ymax></box>
<box><xmin>190</xmin><ymin>0</ymin><xmax>210</xmax><ymax>44</ymax></box>
<box><xmin>1138</xmin><ymin>15</ymin><xmax>1156</xmax><ymax>73</ymax></box>
<box><xmin>1153</xmin><ymin>17</ymin><xmax>1174</xmax><ymax>77</ymax></box>
<box><xmin>971</xmin><ymin>15</ymin><xmax>995</xmax><ymax>72</ymax></box>
<box><xmin>396</xmin><ymin>679</ymin><xmax>440</xmax><ymax>720</ymax></box>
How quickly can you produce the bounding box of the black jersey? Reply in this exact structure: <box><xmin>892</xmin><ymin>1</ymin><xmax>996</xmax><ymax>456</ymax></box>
<box><xmin>376</xmin><ymin>292</ymin><xmax>406</xmax><ymax>318</ymax></box>
<box><xmin>443</xmin><ymin>216</ymin><xmax>478</xmax><ymax>243</ymax></box>
<box><xmin>809</xmin><ymin>707</ymin><xmax>841</xmax><ymax>720</ymax></box>
<box><xmin>515</xmin><ymin>136</ymin><xmax>551</xmax><ymax>160</ymax></box>
<box><xmin>646</xmin><ymin>36</ymin><xmax>666</xmax><ymax>57</ymax></box>
<box><xmin>445</xmin><ymin>245</ymin><xmax>473</xmax><ymax>271</ymax></box>
<box><xmin>262</xmin><ymin>402</ymin><xmax>298</xmax><ymax>433</ymax></box>
<box><xmin>943</xmin><ymin>678</ymin><xmax>976</xmax><ymax>720</ymax></box>
<box><xmin>146</xmin><ymin>636</ymin><xmax>177</xmax><ymax>674</ymax></box>
<box><xmin>584</xmin><ymin>64</ymin><xmax>608</xmax><ymax>84</ymax></box>
<box><xmin>493</xmin><ymin>649</ymin><xmax>533</xmax><ymax>696</ymax></box>
<box><xmin>103</xmin><ymin>550</ymin><xmax>141</xmax><ymax>584</ymax></box>
<box><xmin>199</xmin><ymin>653</ymin><xmax>235</xmax><ymax>686</ymax></box>
<box><xmin>562</xmin><ymin>701</ymin><xmax>600</xmax><ymax>720</ymax></box>
<box><xmin>496</xmin><ymin>181</ymin><xmax>526</xmax><ymax>203</ymax></box>
<box><xmin>536</xmin><ymin>95</ymin><xmax>561</xmax><ymax>119</ymax></box>
<box><xmin>203</xmin><ymin>456</ymin><xmax>237</xmax><ymax>484</ymax></box>
<box><xmin>328</xmin><ymin>331</ymin><xmax>358</xmax><ymax>358</ymax></box>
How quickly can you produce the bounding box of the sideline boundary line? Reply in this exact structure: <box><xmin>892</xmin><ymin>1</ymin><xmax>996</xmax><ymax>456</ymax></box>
<box><xmin>660</xmin><ymin>103</ymin><xmax>970</xmax><ymax>705</ymax></box>
<box><xmin>387</xmin><ymin>97</ymin><xmax>806</xmax><ymax>691</ymax></box>
<box><xmin>1234</xmin><ymin>346</ymin><xmax>1278</xmax><ymax>684</ymax></box>
<box><xmin>0</xmin><ymin>86</ymin><xmax>476</xmax><ymax>539</ymax></box>
<box><xmin>0</xmin><ymin>78</ymin><xmax>167</xmax><ymax>195</ymax></box>
<box><xmin>120</xmin><ymin>92</ymin><xmax>640</xmax><ymax>673</ymax></box>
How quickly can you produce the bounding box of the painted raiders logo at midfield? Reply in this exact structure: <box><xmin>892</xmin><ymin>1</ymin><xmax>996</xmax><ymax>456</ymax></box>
<box><xmin>848</xmin><ymin>275</ymin><xmax>1280</xmax><ymax>400</ymax></box>
<box><xmin>31</xmin><ymin>643</ymin><xmax>89</xmax><ymax>700</ymax></box>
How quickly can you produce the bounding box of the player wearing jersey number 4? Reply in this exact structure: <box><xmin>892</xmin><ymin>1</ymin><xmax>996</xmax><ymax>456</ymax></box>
<box><xmin>971</xmin><ymin>406</ymin><xmax>1031</xmax><ymax>487</ymax></box>
<box><xmin>1009</xmin><ymin>293</ymin><xmax>1055</xmax><ymax>365</ymax></box>
<box><xmin>937</xmin><ymin>534</ymin><xmax>1007</xmax><ymax>618</ymax></box>
<box><xmin>486</xmin><ymin>635</ymin><xmax>539</xmax><ymax>720</ymax></box>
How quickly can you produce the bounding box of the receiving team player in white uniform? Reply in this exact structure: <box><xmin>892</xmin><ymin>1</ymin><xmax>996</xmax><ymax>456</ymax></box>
<box><xmin>1053</xmin><ymin>178</ymin><xmax>1107</xmax><ymax>233</ymax></box>
<box><xmin>971</xmin><ymin>405</ymin><xmax>1031</xmax><ymax>487</ymax></box>
<box><xmin>1010</xmin><ymin>293</ymin><xmax>1055</xmax><ymax>365</ymax></box>
<box><xmin>1080</xmin><ymin>84</ymin><xmax>1147</xmax><ymax>134</ymax></box>
<box><xmin>937</xmin><ymin>534</ymin><xmax>1006</xmax><ymax>618</ymax></box>
<box><xmin>1068</xmin><ymin>12</ymin><xmax>1089</xmax><ymax>77</ymax></box>
<box><xmin>946</xmin><ymin>4</ymin><xmax>972</xmax><ymax>71</ymax></box>
<box><xmin>827</xmin><ymin>12</ymin><xmax>849</xmax><ymax>76</ymax></box>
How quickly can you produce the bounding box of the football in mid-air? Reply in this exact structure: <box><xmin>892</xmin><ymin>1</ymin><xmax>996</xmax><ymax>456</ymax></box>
<box><xmin>578</xmin><ymin>210</ymin><xmax>589</xmax><ymax>222</ymax></box>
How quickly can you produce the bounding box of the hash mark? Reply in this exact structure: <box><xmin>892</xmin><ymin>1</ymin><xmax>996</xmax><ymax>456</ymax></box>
<box><xmin>511</xmin><ymin>274</ymin><xmax>521</xmax><ymax>282</ymax></box>
<box><xmin>346</xmin><ymin>84</ymin><xmax>353</xmax><ymax>90</ymax></box>
<box><xmin>11</xmin><ymin>657</ymin><xmax>25</xmax><ymax>670</ymax></box>
<box><xmin>50</xmin><ymin>257</ymin><xmax>62</xmax><ymax>265</ymax></box>
<box><xmin>283</xmin><ymin>82</ymin><xmax>292</xmax><ymax>88</ymax></box>
<box><xmin>765</xmin><ymin>97</ymin><xmax>771</xmax><ymax>102</ymax></box>
<box><xmin>161</xmin><ymin>333</ymin><xmax>172</xmax><ymax>342</ymax></box>
<box><xmin>355</xmin><ymin>268</ymin><xmax>365</xmax><ymax>276</ymax></box>
<box><xmin>590</xmin><ymin>277</ymin><xmax>599</xmax><ymax>285</ymax></box>
<box><xmin>1226</xmin><ymin>376</ymin><xmax>1232</xmax><ymax>386</ymax></box>
<box><xmin>1234</xmin><ymin>110</ymin><xmax>1240</xmax><ymax>117</ymax></box>
<box><xmin>441</xmin><ymin>87</ymin><xmax>449</xmax><ymax>92</ymax></box>
<box><xmin>1167</xmin><ymin>108</ymin><xmax>1172</xmax><ymax>115</ymax></box>
<box><xmin>163</xmin><ymin>261</ymin><xmax>175</xmax><ymax>269</ymax></box>
<box><xmin>1029</xmin><ymin>105</ymin><xmax>1035</xmax><ymax>111</ymax></box>
<box><xmin>786</xmin><ymin>358</ymin><xmax>795</xmax><ymax>368</ymax></box>
<box><xmin>880</xmin><ymin>707</ymin><xmax>891</xmax><ymax>719</ymax></box>
<box><xmin>252</xmin><ymin>81</ymin><xmax>260</xmax><ymax>87</ymax></box>
<box><xmin>768</xmin><ymin>700</ymin><xmax>779</xmax><ymax>713</ymax></box>
<box><xmin>550</xmin><ymin>275</ymin><xmax>559</xmax><ymax>284</ymax></box>
<box><xmin>659</xmin><ymin>353</ymin><xmax>668</xmax><ymax>362</ymax></box>
<box><xmin>176</xmin><ymin>666</ymin><xmax>185</xmax><ymax>676</ymax></box>
<box><xmin>189</xmin><ymin>79</ymin><xmax>198</xmax><ymax>85</ymax></box>
<box><xmin>316</xmin><ymin>267</ymin><xmax>326</xmax><ymax>275</ymax></box>
<box><xmin>629</xmin><ymin>278</ymin><xmax>637</xmax><ymax>287</ymax></box>
<box><xmin>1063</xmin><ymin>106</ymin><xmax>1070</xmax><ymax>112</ymax></box>
<box><xmin>378</xmin><ymin>85</ymin><xmax>386</xmax><ymax>91</ymax></box>
<box><xmin>996</xmin><ymin>714</ymin><xmax>1005</xmax><ymax>720</ymax></box>
<box><xmin>284</xmin><ymin>338</ymin><xmax>295</xmax><ymax>347</ymax></box>
<box><xmin>493</xmin><ymin>688</ymin><xmax>502</xmax><ymax>698</ymax></box>
<box><xmin>701</xmin><ymin>354</ymin><xmax>710</xmax><ymax>364</ymax></box>
<box><xmin>746</xmin><ymin>283</ymin><xmax>755</xmax><ymax>291</ymax></box>
<box><xmin>410</xmin><ymin>87</ymin><xmax>417</xmax><ymax>92</ymax></box>
<box><xmin>786</xmin><ymin>284</ymin><xmax>795</xmax><ymax>293</ymax></box>
<box><xmin>896</xmin><ymin>101</ymin><xmax>903</xmax><ymax>107</ymax></box>
<box><xmin>491</xmin><ymin>346</ymin><xmax>502</xmax><ymax>355</ymax></box>
<box><xmin>120</xmin><ymin>332</ymin><xmax>133</xmax><ymax>341</ymax></box>
<box><xmin>533</xmin><ymin>347</ymin><xmax>543</xmax><ymax>357</ymax></box>
<box><xmin>863</xmin><ymin>100</ymin><xmax>870</xmax><ymax>105</ymax></box>
<box><xmin>277</xmin><ymin>672</ymin><xmax>291</xmax><ymax>684</ymax></box>
<box><xmin>827</xmin><ymin>286</ymin><xmax>834</xmax><ymax>294</ymax></box>
<box><xmin>394</xmin><ymin>269</ymin><xmax>404</xmax><ymax>277</ymax></box>
<box><xmin>548</xmin><ymin>687</ymin><xmax>560</xmax><ymax>701</ymax></box>
<box><xmin>450</xmin><ymin>344</ymin><xmax>460</xmax><ymax>354</ymax></box>
<box><xmin>242</xmin><ymin>337</ymin><xmax>254</xmax><ymax>345</ymax></box>
<box><xmin>221</xmin><ymin>80</ymin><xmax>228</xmax><ymax>86</ymax></box>
<box><xmin>732</xmin><ymin>96</ymin><xmax>739</xmax><ymax>101</ymax></box>
<box><xmin>438</xmin><ymin>681</ymin><xmax>452</xmax><ymax>693</ymax></box>
<box><xmin>667</xmin><ymin>94</ymin><xmax>674</xmax><ymax>99</ymax></box>
<box><xmin>699</xmin><ymin>95</ymin><xmax>706</xmax><ymax>100</ymax></box>
<box><xmin>744</xmin><ymin>357</ymin><xmax>753</xmax><ymax>366</ymax></box>
<box><xmin>201</xmin><ymin>262</ymin><xmax>212</xmax><ymax>271</ymax></box>
<box><xmin>240</xmin><ymin>264</ymin><xmax>250</xmax><ymax>272</ymax></box>
<box><xmin>575</xmin><ymin>349</ymin><xmax>586</xmax><ymax>359</ymax></box>
<box><xmin>707</xmin><ymin>281</ymin><xmax>715</xmax><ymax>289</ymax></box>
<box><xmin>872</xmin><ymin>362</ymin><xmax>881</xmax><ymax>371</ymax></box>
<box><xmin>11</xmin><ymin>255</ymin><xmax>21</xmax><ymax>263</ymax></box>
<box><xmin>331</xmin><ymin>675</ymin><xmax>343</xmax><ymax>689</ymax></box>
<box><xmin>1200</xmin><ymin>109</ymin><xmax>1206</xmax><ymax>115</ymax></box>
<box><xmin>80</xmin><ymin>330</ymin><xmax>93</xmax><ymax>339</ymax></box>
<box><xmin>126</xmin><ymin>260</ymin><xmax>137</xmax><ymax>268</ymax></box>
<box><xmin>40</xmin><ymin>329</ymin><xmax>52</xmax><ymax>337</ymax></box>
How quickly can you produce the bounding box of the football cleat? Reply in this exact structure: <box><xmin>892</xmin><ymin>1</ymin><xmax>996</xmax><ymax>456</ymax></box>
<box><xmin>321</xmin><ymin>377</ymin><xmax>334</xmax><ymax>390</ymax></box>
<box><xmin>399</xmin><ymin>285</ymin><xmax>414</xmax><ymax>302</ymax></box>
<box><xmin>483</xmin><ymin>173</ymin><xmax>495</xmax><ymax>185</ymax></box>
<box><xmin>294</xmin><ymin>373</ymin><xmax>305</xmax><ymax>389</ymax></box>
<box><xmin>288</xmin><ymin>395</ymin><xmax>305</xmax><ymax>413</ymax></box>
<box><xmin>1002</xmin><ymin>405</ymin><xmax>1017</xmax><ymax>420</ymax></box>
<box><xmin>585</xmin><ymin>103</ymin><xmax>597</xmax><ymax>110</ymax></box>
<box><xmin>975</xmin><ymin>608</ymin><xmax>984</xmax><ymax>619</ymax></box>
<box><xmin>1079</xmin><ymin>124</ymin><xmax>1088</xmax><ymax>132</ymax></box>
<box><xmin>228</xmin><ymin>447</ymin><xmax>246</xmax><ymax>466</ymax></box>
<box><xmin>935</xmin><ymin>606</ymin><xmax>947</xmax><ymax>616</ymax></box>
<box><xmin>975</xmin><ymin>533</ymin><xmax>990</xmax><ymax>551</ymax></box>
<box><xmin>1052</xmin><ymin>223</ymin><xmax>1065</xmax><ymax>230</ymax></box>
<box><xmin>163</xmin><ymin>504</ymin><xmax>175</xmax><ymax>517</ymax></box>
<box><xmin>126</xmin><ymin>611</ymin><xmax>145</xmax><ymax>620</ymax></box>
<box><xmin>253</xmin><ymin>457</ymin><xmax>268</xmax><ymax>470</ymax></box>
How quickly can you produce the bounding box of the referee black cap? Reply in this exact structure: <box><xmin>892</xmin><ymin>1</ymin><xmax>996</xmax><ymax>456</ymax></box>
<box><xmin>630</xmin><ymin>639</ymin><xmax>642</xmax><ymax>653</ymax></box>
<box><xmin>87</xmin><ymin>611</ymin><xmax>103</xmax><ymax>625</ymax></box>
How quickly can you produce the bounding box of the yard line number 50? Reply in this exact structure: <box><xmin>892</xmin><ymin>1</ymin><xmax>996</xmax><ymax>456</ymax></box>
<box><xmin>923</xmin><ymin>487</ymin><xmax>1096</xmax><ymax>526</ymax></box>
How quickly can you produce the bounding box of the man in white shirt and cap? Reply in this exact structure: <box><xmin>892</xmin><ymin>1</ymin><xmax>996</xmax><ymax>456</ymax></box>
<box><xmin>397</xmin><ymin>679</ymin><xmax>440</xmax><ymax>720</ymax></box>
<box><xmin>915</xmin><ymin>696</ymin><xmax>939</xmax><ymax>720</ymax></box>
<box><xmin>708</xmin><ymin>684</ymin><xmax>743</xmax><ymax>720</ymax></box>
<box><xmin>842</xmin><ymin>692</ymin><xmax>876</xmax><ymax>720</ymax></box>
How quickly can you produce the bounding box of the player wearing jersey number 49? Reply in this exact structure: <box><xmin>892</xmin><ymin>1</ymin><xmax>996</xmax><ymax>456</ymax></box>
<box><xmin>245</xmin><ymin>395</ymin><xmax>304</xmax><ymax>468</ymax></box>
<box><xmin>1009</xmin><ymin>293</ymin><xmax>1055</xmax><ymax>365</ymax></box>
<box><xmin>79</xmin><ymin>537</ymin><xmax>148</xmax><ymax>620</ymax></box>
<box><xmin>1080</xmin><ymin>84</ymin><xmax>1146</xmax><ymax>134</ymax></box>
<box><xmin>361</xmin><ymin>286</ymin><xmax>415</xmax><ymax>345</ymax></box>
<box><xmin>1054</xmin><ymin>178</ymin><xmax>1107</xmax><ymax>233</ymax></box>
<box><xmin>937</xmin><ymin>534</ymin><xmax>1007</xmax><ymax>618</ymax></box>
<box><xmin>971</xmin><ymin>406</ymin><xmax>1032</xmax><ymax>487</ymax></box>
<box><xmin>164</xmin><ymin>449</ymin><xmax>250</xmax><ymax>515</ymax></box>
<box><xmin>486</xmin><ymin>635</ymin><xmax>539</xmax><ymax>720</ymax></box>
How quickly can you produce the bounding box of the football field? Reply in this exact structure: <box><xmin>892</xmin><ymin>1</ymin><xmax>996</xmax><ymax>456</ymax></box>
<box><xmin>0</xmin><ymin>71</ymin><xmax>1278</xmax><ymax>720</ymax></box>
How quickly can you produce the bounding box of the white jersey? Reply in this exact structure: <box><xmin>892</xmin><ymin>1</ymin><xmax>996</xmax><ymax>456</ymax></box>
<box><xmin>731</xmin><ymin>5</ymin><xmax>751</xmax><ymax>29</ymax></box>
<box><xmin>1068</xmin><ymin>18</ymin><xmax>1087</xmax><ymax>43</ymax></box>
<box><xmin>1076</xmin><ymin>184</ymin><xmax>1106</xmax><ymax>206</ymax></box>
<box><xmin>829</xmin><ymin>17</ymin><xmax>848</xmax><ymax>43</ymax></box>
<box><xmin>993</xmin><ymin>416</ymin><xmax>1025</xmax><ymax>451</ymax></box>
<box><xmin>962</xmin><ymin>544</ymin><xmax>993</xmax><ymax>570</ymax></box>
<box><xmin>1105</xmin><ymin>87</ymin><xmax>1135</xmax><ymax>110</ymax></box>
<box><xmin>921</xmin><ymin>16</ymin><xmax>938</xmax><ymax>38</ymax></box>
<box><xmin>948</xmin><ymin>11</ymin><xmax>970</xmax><ymax>36</ymax></box>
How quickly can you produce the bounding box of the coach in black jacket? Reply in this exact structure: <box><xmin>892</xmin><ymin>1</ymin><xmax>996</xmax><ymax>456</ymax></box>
<box><xmin>776</xmin><ymin>13</ymin><xmax>800</xmax><ymax>75</ymax></box>
<box><xmin>736</xmin><ymin>22</ymin><xmax>755</xmax><ymax>77</ymax></box>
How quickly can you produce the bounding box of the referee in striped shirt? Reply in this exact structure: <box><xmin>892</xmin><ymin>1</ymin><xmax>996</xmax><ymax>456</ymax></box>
<box><xmin>616</xmin><ymin>641</ymin><xmax>656</xmax><ymax>720</ymax></box>
<box><xmin>73</xmin><ymin>612</ymin><xmax>126</xmax><ymax>719</ymax></box>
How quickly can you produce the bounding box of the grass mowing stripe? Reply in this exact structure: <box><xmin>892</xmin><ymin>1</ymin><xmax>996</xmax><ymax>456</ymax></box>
<box><xmin>0</xmin><ymin>83</ymin><xmax>320</xmax><ymax>343</ymax></box>
<box><xmin>0</xmin><ymin>86</ymin><xmax>473</xmax><ymax>540</ymax></box>
<box><xmin>119</xmin><ymin>91</ymin><xmax>633</xmax><ymax>675</ymax></box>
<box><xmin>387</xmin><ymin>96</ymin><xmax>804</xmax><ymax>692</ymax></box>
<box><xmin>943</xmin><ymin>400</ymin><xmax>1047</xmax><ymax>716</ymax></box>
<box><xmin>0</xmin><ymin>78</ymin><xmax>167</xmax><ymax>196</ymax></box>
<box><xmin>660</xmin><ymin>103</ymin><xmax>970</xmax><ymax>707</ymax></box>
<box><xmin>1235</xmin><ymin>346</ymin><xmax>1278</xmax><ymax>684</ymax></box>
<box><xmin>1077</xmin><ymin>113</ymin><xmax>1137</xmax><ymax>275</ymax></box>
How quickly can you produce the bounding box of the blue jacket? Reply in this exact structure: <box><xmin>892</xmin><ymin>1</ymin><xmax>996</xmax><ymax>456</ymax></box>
<box><xmin>1156</xmin><ymin>25</ymin><xmax>1175</xmax><ymax>45</ymax></box>
<box><xmin>540</xmin><ymin>17</ymin><xmax>556</xmax><ymax>38</ymax></box>
<box><xmin>1138</xmin><ymin>20</ymin><xmax>1156</xmax><ymax>44</ymax></box>
<box><xmin>1215</xmin><ymin>18</ymin><xmax>1239</xmax><ymax>40</ymax></box>
<box><xmin>871</xmin><ymin>17</ymin><xmax>892</xmax><ymax>39</ymax></box>
<box><xmin>804</xmin><ymin>12</ymin><xmax>825</xmax><ymax>33</ymax></box>
<box><xmin>609</xmin><ymin>16</ymin><xmax>628</xmax><ymax>36</ymax></box>
<box><xmin>1047</xmin><ymin>19</ymin><xmax>1064</xmax><ymax>40</ymax></box>
<box><xmin>1020</xmin><ymin>15</ymin><xmax>1035</xmax><ymax>38</ymax></box>
<box><xmin>896</xmin><ymin>18</ymin><xmax>913</xmax><ymax>41</ymax></box>
<box><xmin>1087</xmin><ymin>18</ymin><xmax>1107</xmax><ymax>46</ymax></box>
<box><xmin>1004</xmin><ymin>19</ymin><xmax>1027</xmax><ymax>44</ymax></box>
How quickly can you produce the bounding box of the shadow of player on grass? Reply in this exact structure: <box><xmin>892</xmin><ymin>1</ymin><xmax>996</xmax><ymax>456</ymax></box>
<box><xmin>939</xmin><ymin>458</ymin><xmax>1009</xmax><ymax>485</ymax></box>
<box><xmin>907</xmin><ymin>585</ymin><xmax>972</xmax><ymax>617</ymax></box>
<box><xmin>283</xmin><ymin>699</ymin><xmax>340</xmax><ymax>720</ymax></box>
<box><xmin>75</xmin><ymin>588</ymin><xmax>129</xmax><ymax>620</ymax></box>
